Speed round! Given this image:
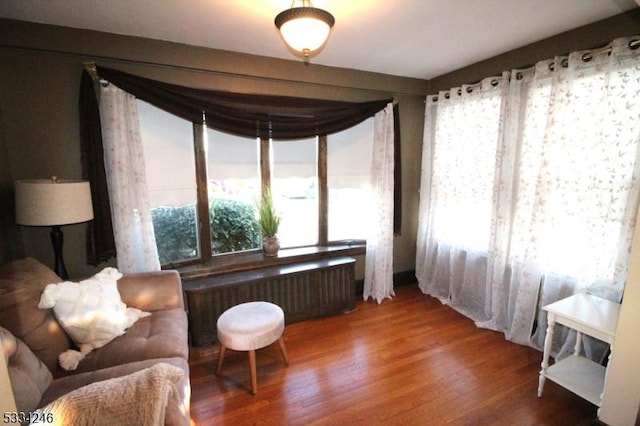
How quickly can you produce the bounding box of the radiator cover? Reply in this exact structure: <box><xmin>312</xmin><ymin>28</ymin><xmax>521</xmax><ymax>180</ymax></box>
<box><xmin>182</xmin><ymin>256</ymin><xmax>356</xmax><ymax>346</ymax></box>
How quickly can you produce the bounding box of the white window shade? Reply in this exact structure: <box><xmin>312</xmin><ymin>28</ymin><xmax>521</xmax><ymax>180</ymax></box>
<box><xmin>328</xmin><ymin>118</ymin><xmax>374</xmax><ymax>241</ymax></box>
<box><xmin>138</xmin><ymin>100</ymin><xmax>197</xmax><ymax>208</ymax></box>
<box><xmin>272</xmin><ymin>138</ymin><xmax>318</xmax><ymax>179</ymax></box>
<box><xmin>327</xmin><ymin>118</ymin><xmax>373</xmax><ymax>188</ymax></box>
<box><xmin>208</xmin><ymin>130</ymin><xmax>259</xmax><ymax>180</ymax></box>
<box><xmin>272</xmin><ymin>137</ymin><xmax>318</xmax><ymax>247</ymax></box>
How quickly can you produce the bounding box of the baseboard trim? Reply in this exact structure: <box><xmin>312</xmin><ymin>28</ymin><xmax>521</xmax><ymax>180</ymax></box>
<box><xmin>355</xmin><ymin>269</ymin><xmax>417</xmax><ymax>296</ymax></box>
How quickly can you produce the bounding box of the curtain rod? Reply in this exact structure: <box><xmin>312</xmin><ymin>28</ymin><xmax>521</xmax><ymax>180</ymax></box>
<box><xmin>83</xmin><ymin>60</ymin><xmax>399</xmax><ymax>106</ymax></box>
<box><xmin>582</xmin><ymin>38</ymin><xmax>639</xmax><ymax>62</ymax></box>
<box><xmin>430</xmin><ymin>37</ymin><xmax>639</xmax><ymax>102</ymax></box>
<box><xmin>2</xmin><ymin>43</ymin><xmax>423</xmax><ymax>98</ymax></box>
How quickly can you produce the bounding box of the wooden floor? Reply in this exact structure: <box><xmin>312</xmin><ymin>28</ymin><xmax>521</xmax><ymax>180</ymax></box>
<box><xmin>188</xmin><ymin>285</ymin><xmax>597</xmax><ymax>425</ymax></box>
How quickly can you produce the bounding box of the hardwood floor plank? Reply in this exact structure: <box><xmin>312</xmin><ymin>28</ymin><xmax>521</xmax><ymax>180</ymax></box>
<box><xmin>188</xmin><ymin>285</ymin><xmax>597</xmax><ymax>425</ymax></box>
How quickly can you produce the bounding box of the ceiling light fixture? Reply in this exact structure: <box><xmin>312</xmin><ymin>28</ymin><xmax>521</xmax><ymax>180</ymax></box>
<box><xmin>275</xmin><ymin>0</ymin><xmax>335</xmax><ymax>59</ymax></box>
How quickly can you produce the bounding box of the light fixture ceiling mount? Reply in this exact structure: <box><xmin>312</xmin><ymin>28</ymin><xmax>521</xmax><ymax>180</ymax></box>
<box><xmin>275</xmin><ymin>0</ymin><xmax>335</xmax><ymax>59</ymax></box>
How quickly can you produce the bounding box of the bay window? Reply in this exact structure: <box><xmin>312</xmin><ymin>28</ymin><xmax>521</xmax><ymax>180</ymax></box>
<box><xmin>80</xmin><ymin>64</ymin><xmax>395</xmax><ymax>269</ymax></box>
<box><xmin>137</xmin><ymin>102</ymin><xmax>374</xmax><ymax>266</ymax></box>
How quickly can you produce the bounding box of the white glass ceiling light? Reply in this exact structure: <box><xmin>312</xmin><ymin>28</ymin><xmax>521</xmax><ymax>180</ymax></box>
<box><xmin>275</xmin><ymin>0</ymin><xmax>335</xmax><ymax>58</ymax></box>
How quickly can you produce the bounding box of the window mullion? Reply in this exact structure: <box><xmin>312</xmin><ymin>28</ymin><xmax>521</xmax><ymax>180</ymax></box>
<box><xmin>260</xmin><ymin>138</ymin><xmax>271</xmax><ymax>192</ymax></box>
<box><xmin>318</xmin><ymin>135</ymin><xmax>328</xmax><ymax>246</ymax></box>
<box><xmin>194</xmin><ymin>122</ymin><xmax>212</xmax><ymax>260</ymax></box>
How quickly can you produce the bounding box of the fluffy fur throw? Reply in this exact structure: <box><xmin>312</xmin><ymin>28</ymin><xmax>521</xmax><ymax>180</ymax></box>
<box><xmin>37</xmin><ymin>363</ymin><xmax>184</xmax><ymax>426</ymax></box>
<box><xmin>38</xmin><ymin>267</ymin><xmax>150</xmax><ymax>370</ymax></box>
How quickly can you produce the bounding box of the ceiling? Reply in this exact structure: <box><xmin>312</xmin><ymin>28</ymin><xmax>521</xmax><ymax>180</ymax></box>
<box><xmin>0</xmin><ymin>0</ymin><xmax>638</xmax><ymax>79</ymax></box>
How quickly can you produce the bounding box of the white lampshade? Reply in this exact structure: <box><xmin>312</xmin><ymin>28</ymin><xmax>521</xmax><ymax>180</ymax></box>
<box><xmin>15</xmin><ymin>178</ymin><xmax>94</xmax><ymax>226</ymax></box>
<box><xmin>275</xmin><ymin>2</ymin><xmax>335</xmax><ymax>58</ymax></box>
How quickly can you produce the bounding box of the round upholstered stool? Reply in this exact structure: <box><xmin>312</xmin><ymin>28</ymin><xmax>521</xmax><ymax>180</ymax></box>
<box><xmin>216</xmin><ymin>301</ymin><xmax>289</xmax><ymax>394</ymax></box>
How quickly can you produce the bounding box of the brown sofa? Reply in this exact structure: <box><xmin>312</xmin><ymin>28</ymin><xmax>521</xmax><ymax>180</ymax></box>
<box><xmin>0</xmin><ymin>257</ymin><xmax>190</xmax><ymax>425</ymax></box>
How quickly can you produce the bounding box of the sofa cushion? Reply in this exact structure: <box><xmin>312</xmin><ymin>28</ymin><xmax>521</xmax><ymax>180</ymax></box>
<box><xmin>0</xmin><ymin>258</ymin><xmax>72</xmax><ymax>371</ymax></box>
<box><xmin>52</xmin><ymin>307</ymin><xmax>188</xmax><ymax>377</ymax></box>
<box><xmin>1</xmin><ymin>326</ymin><xmax>53</xmax><ymax>413</ymax></box>
<box><xmin>38</xmin><ymin>267</ymin><xmax>150</xmax><ymax>370</ymax></box>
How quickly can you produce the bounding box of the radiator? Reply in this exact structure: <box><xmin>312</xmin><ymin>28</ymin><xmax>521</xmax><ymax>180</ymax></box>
<box><xmin>182</xmin><ymin>256</ymin><xmax>356</xmax><ymax>346</ymax></box>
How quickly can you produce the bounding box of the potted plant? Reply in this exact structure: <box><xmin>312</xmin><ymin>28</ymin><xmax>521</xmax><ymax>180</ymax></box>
<box><xmin>258</xmin><ymin>189</ymin><xmax>281</xmax><ymax>256</ymax></box>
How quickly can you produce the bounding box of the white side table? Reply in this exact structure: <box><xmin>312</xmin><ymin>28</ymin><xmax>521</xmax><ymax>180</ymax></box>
<box><xmin>538</xmin><ymin>293</ymin><xmax>620</xmax><ymax>417</ymax></box>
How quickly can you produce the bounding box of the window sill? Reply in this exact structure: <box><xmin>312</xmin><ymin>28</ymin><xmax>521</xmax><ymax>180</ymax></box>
<box><xmin>175</xmin><ymin>244</ymin><xmax>366</xmax><ymax>280</ymax></box>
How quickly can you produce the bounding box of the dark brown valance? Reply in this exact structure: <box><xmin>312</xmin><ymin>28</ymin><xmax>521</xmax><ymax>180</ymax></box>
<box><xmin>80</xmin><ymin>66</ymin><xmax>400</xmax><ymax>265</ymax></box>
<box><xmin>95</xmin><ymin>66</ymin><xmax>391</xmax><ymax>140</ymax></box>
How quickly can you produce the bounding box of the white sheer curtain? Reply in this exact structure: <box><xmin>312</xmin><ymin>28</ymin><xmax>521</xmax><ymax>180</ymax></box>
<box><xmin>514</xmin><ymin>38</ymin><xmax>640</xmax><ymax>356</ymax></box>
<box><xmin>99</xmin><ymin>84</ymin><xmax>160</xmax><ymax>273</ymax></box>
<box><xmin>416</xmin><ymin>75</ymin><xmax>509</xmax><ymax>320</ymax></box>
<box><xmin>364</xmin><ymin>103</ymin><xmax>395</xmax><ymax>303</ymax></box>
<box><xmin>417</xmin><ymin>36</ymin><xmax>640</xmax><ymax>357</ymax></box>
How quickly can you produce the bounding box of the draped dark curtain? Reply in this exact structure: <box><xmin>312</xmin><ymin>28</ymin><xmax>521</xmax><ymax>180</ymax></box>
<box><xmin>96</xmin><ymin>66</ymin><xmax>392</xmax><ymax>140</ymax></box>
<box><xmin>79</xmin><ymin>71</ymin><xmax>115</xmax><ymax>265</ymax></box>
<box><xmin>80</xmin><ymin>65</ymin><xmax>401</xmax><ymax>264</ymax></box>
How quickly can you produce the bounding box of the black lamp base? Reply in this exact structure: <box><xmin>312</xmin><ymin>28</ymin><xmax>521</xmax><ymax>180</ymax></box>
<box><xmin>50</xmin><ymin>225</ymin><xmax>69</xmax><ymax>280</ymax></box>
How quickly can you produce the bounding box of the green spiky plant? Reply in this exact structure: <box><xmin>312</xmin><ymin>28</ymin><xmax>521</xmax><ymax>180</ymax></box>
<box><xmin>258</xmin><ymin>189</ymin><xmax>280</xmax><ymax>238</ymax></box>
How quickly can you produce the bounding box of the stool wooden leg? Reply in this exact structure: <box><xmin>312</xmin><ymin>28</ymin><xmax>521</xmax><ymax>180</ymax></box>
<box><xmin>216</xmin><ymin>345</ymin><xmax>226</xmax><ymax>375</ymax></box>
<box><xmin>248</xmin><ymin>350</ymin><xmax>257</xmax><ymax>395</ymax></box>
<box><xmin>278</xmin><ymin>337</ymin><xmax>289</xmax><ymax>365</ymax></box>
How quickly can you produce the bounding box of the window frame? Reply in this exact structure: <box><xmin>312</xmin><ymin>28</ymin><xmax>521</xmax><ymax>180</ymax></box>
<box><xmin>160</xmin><ymin>127</ymin><xmax>365</xmax><ymax>268</ymax></box>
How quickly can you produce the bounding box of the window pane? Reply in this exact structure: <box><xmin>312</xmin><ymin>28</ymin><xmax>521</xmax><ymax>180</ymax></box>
<box><xmin>271</xmin><ymin>138</ymin><xmax>318</xmax><ymax>247</ymax></box>
<box><xmin>138</xmin><ymin>100</ymin><xmax>199</xmax><ymax>265</ymax></box>
<box><xmin>207</xmin><ymin>129</ymin><xmax>261</xmax><ymax>254</ymax></box>
<box><xmin>328</xmin><ymin>118</ymin><xmax>374</xmax><ymax>241</ymax></box>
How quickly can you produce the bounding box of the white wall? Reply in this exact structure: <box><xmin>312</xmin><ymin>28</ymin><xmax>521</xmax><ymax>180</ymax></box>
<box><xmin>599</xmin><ymin>208</ymin><xmax>640</xmax><ymax>425</ymax></box>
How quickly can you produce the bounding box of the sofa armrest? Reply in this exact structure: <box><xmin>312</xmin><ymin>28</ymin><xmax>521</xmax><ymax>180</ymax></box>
<box><xmin>117</xmin><ymin>270</ymin><xmax>184</xmax><ymax>312</ymax></box>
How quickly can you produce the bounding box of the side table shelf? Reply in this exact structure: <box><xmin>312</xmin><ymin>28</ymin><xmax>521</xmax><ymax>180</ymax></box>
<box><xmin>537</xmin><ymin>293</ymin><xmax>620</xmax><ymax>417</ymax></box>
<box><xmin>545</xmin><ymin>355</ymin><xmax>605</xmax><ymax>406</ymax></box>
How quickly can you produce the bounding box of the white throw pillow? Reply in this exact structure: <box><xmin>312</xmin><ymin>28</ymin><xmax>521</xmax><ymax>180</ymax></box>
<box><xmin>38</xmin><ymin>267</ymin><xmax>150</xmax><ymax>370</ymax></box>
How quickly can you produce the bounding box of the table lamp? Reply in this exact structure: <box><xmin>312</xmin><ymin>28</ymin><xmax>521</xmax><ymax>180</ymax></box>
<box><xmin>15</xmin><ymin>177</ymin><xmax>94</xmax><ymax>279</ymax></box>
